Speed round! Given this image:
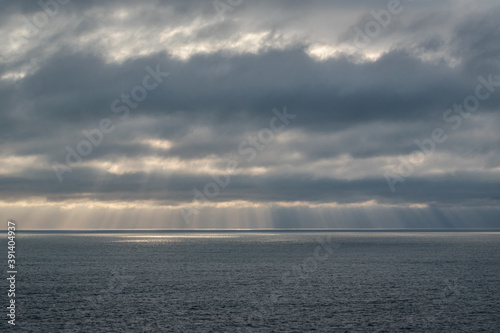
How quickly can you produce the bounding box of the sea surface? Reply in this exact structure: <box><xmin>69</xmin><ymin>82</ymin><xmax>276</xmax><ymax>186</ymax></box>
<box><xmin>9</xmin><ymin>231</ymin><xmax>500</xmax><ymax>332</ymax></box>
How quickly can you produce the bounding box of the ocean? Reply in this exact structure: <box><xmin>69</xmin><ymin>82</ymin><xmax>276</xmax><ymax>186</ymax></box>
<box><xmin>10</xmin><ymin>231</ymin><xmax>500</xmax><ymax>332</ymax></box>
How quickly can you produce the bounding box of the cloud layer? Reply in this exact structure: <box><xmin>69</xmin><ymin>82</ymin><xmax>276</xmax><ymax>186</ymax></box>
<box><xmin>1</xmin><ymin>0</ymin><xmax>499</xmax><ymax>228</ymax></box>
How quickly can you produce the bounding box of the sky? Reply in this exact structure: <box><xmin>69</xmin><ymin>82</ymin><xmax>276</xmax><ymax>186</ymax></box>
<box><xmin>1</xmin><ymin>0</ymin><xmax>499</xmax><ymax>229</ymax></box>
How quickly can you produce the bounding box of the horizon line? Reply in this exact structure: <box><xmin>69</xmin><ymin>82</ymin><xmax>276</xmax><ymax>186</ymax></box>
<box><xmin>14</xmin><ymin>228</ymin><xmax>500</xmax><ymax>233</ymax></box>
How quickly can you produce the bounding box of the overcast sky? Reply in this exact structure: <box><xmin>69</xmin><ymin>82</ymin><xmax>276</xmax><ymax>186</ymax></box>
<box><xmin>1</xmin><ymin>0</ymin><xmax>499</xmax><ymax>229</ymax></box>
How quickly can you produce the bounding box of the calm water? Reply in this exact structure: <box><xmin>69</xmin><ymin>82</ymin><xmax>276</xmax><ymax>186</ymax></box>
<box><xmin>9</xmin><ymin>232</ymin><xmax>500</xmax><ymax>332</ymax></box>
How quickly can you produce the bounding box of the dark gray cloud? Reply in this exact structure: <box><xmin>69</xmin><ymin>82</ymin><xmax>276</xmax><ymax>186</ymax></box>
<box><xmin>1</xmin><ymin>167</ymin><xmax>499</xmax><ymax>209</ymax></box>
<box><xmin>0</xmin><ymin>0</ymin><xmax>499</xmax><ymax>228</ymax></box>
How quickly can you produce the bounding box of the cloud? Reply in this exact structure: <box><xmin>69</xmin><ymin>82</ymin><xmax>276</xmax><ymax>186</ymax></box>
<box><xmin>0</xmin><ymin>0</ymin><xmax>499</xmax><ymax>228</ymax></box>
